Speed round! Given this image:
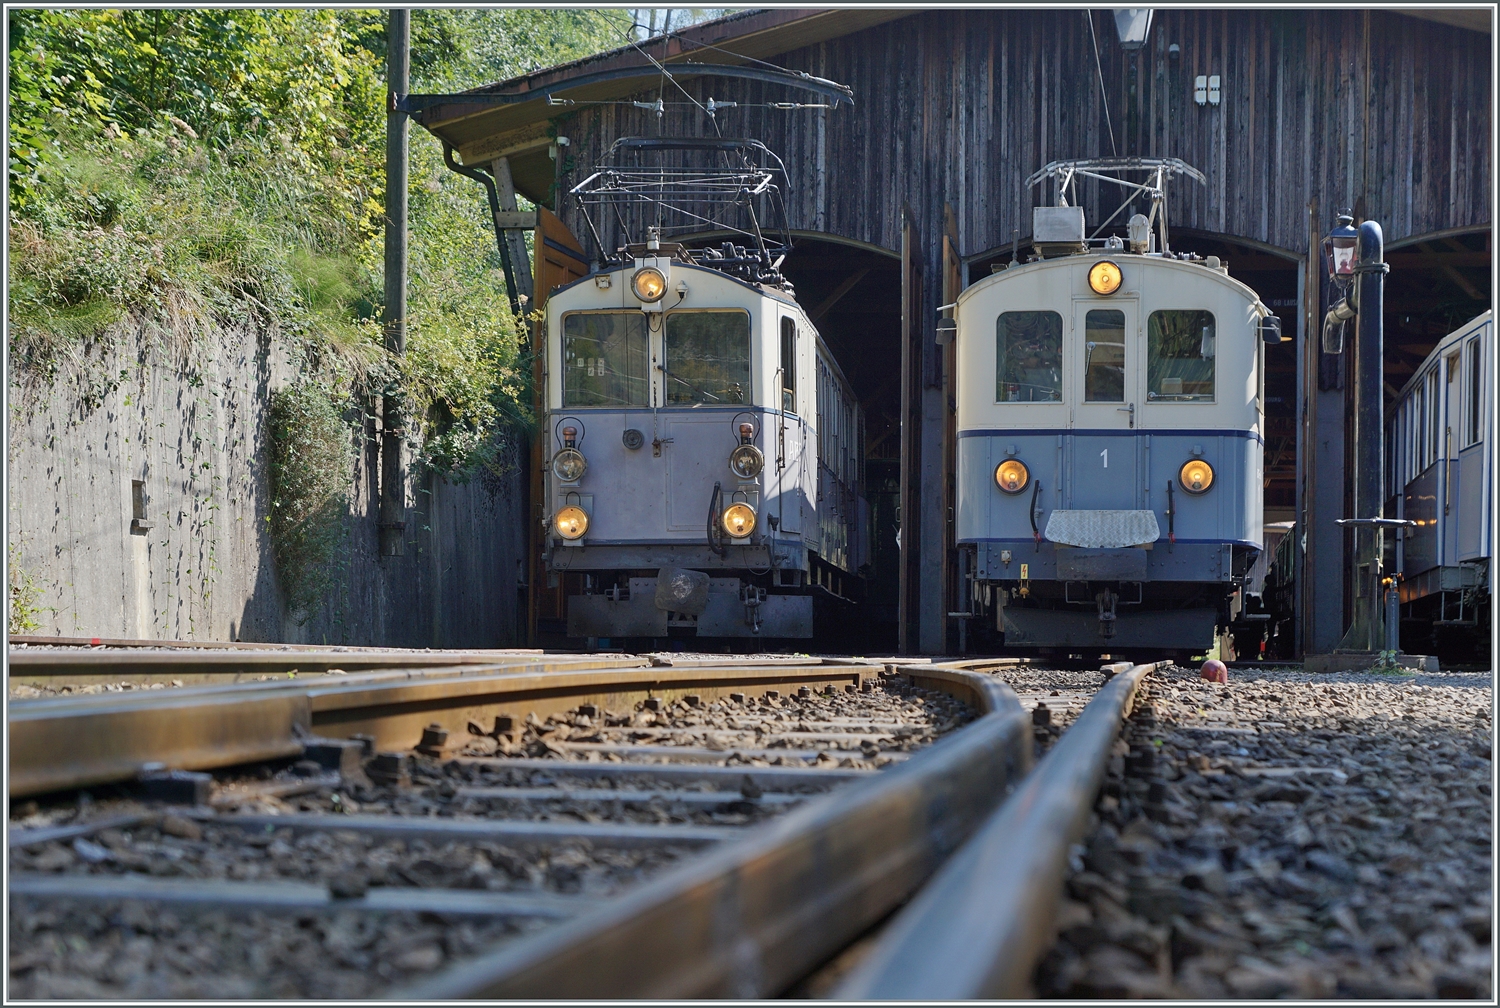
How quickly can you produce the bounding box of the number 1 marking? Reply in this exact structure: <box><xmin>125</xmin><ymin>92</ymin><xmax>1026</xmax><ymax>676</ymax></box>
<box><xmin>1101</xmin><ymin>448</ymin><xmax>1109</xmax><ymax>468</ymax></box>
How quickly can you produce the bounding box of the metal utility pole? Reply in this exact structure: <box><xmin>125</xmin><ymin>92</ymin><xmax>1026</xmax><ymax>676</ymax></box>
<box><xmin>1336</xmin><ymin>220</ymin><xmax>1388</xmax><ymax>651</ymax></box>
<box><xmin>379</xmin><ymin>9</ymin><xmax>409</xmax><ymax>558</ymax></box>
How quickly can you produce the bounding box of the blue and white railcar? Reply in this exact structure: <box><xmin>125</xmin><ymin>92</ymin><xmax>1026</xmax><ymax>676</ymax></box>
<box><xmin>1385</xmin><ymin>310</ymin><xmax>1491</xmax><ymax>654</ymax></box>
<box><xmin>953</xmin><ymin>160</ymin><xmax>1280</xmax><ymax>653</ymax></box>
<box><xmin>541</xmin><ymin>239</ymin><xmax>866</xmax><ymax>640</ymax></box>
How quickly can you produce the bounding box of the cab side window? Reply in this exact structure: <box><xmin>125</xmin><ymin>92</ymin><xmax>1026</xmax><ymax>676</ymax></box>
<box><xmin>1467</xmin><ymin>336</ymin><xmax>1483</xmax><ymax>446</ymax></box>
<box><xmin>780</xmin><ymin>317</ymin><xmax>797</xmax><ymax>414</ymax></box>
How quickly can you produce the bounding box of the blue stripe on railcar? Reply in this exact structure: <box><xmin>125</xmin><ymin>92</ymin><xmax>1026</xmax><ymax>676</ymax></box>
<box><xmin>956</xmin><ymin>429</ymin><xmax>1261</xmax><ymax>579</ymax></box>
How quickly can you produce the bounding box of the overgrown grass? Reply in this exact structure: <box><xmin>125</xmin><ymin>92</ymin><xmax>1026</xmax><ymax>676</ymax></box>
<box><xmin>6</xmin><ymin>7</ymin><xmax>574</xmax><ymax>617</ymax></box>
<box><xmin>8</xmin><ymin>549</ymin><xmax>45</xmax><ymax>635</ymax></box>
<box><xmin>266</xmin><ymin>383</ymin><xmax>354</xmax><ymax>620</ymax></box>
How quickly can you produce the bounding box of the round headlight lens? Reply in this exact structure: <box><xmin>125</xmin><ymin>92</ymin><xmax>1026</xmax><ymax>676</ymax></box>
<box><xmin>721</xmin><ymin>503</ymin><xmax>756</xmax><ymax>538</ymax></box>
<box><xmin>554</xmin><ymin>505</ymin><xmax>589</xmax><ymax>540</ymax></box>
<box><xmin>995</xmin><ymin>459</ymin><xmax>1030</xmax><ymax>494</ymax></box>
<box><xmin>729</xmin><ymin>444</ymin><xmax>765</xmax><ymax>479</ymax></box>
<box><xmin>1179</xmin><ymin>459</ymin><xmax>1215</xmax><ymax>494</ymax></box>
<box><xmin>632</xmin><ymin>267</ymin><xmax>667</xmax><ymax>303</ymax></box>
<box><xmin>1088</xmin><ymin>259</ymin><xmax>1123</xmax><ymax>296</ymax></box>
<box><xmin>552</xmin><ymin>448</ymin><xmax>586</xmax><ymax>482</ymax></box>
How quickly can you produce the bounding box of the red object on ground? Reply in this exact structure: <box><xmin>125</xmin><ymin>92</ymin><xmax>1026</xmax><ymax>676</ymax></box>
<box><xmin>1200</xmin><ymin>659</ymin><xmax>1229</xmax><ymax>683</ymax></box>
<box><xmin>90</xmin><ymin>638</ymin><xmax>101</xmax><ymax>645</ymax></box>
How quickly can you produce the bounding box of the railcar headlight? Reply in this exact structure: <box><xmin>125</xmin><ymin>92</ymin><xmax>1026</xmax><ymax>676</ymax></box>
<box><xmin>721</xmin><ymin>503</ymin><xmax>756</xmax><ymax>538</ymax></box>
<box><xmin>729</xmin><ymin>444</ymin><xmax>765</xmax><ymax>479</ymax></box>
<box><xmin>1088</xmin><ymin>260</ymin><xmax>1123</xmax><ymax>296</ymax></box>
<box><xmin>995</xmin><ymin>459</ymin><xmax>1030</xmax><ymax>494</ymax></box>
<box><xmin>1179</xmin><ymin>459</ymin><xmax>1215</xmax><ymax>494</ymax></box>
<box><xmin>551</xmin><ymin>448</ymin><xmax>587</xmax><ymax>482</ymax></box>
<box><xmin>554</xmin><ymin>505</ymin><xmax>589</xmax><ymax>540</ymax></box>
<box><xmin>632</xmin><ymin>267</ymin><xmax>667</xmax><ymax>303</ymax></box>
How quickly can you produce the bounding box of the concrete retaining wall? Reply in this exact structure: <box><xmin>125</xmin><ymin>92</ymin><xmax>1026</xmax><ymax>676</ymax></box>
<box><xmin>7</xmin><ymin>316</ymin><xmax>526</xmax><ymax>646</ymax></box>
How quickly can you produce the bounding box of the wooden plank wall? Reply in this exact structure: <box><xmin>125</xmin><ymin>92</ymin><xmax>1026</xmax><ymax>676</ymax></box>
<box><xmin>555</xmin><ymin>9</ymin><xmax>1488</xmax><ymax>262</ymax></box>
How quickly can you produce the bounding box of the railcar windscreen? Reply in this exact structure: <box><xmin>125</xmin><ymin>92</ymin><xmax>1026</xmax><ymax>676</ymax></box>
<box><xmin>996</xmin><ymin>311</ymin><xmax>1063</xmax><ymax>402</ymax></box>
<box><xmin>562</xmin><ymin>312</ymin><xmax>650</xmax><ymax>407</ymax></box>
<box><xmin>1147</xmin><ymin>309</ymin><xmax>1216</xmax><ymax>402</ymax></box>
<box><xmin>1084</xmin><ymin>309</ymin><xmax>1127</xmax><ymax>402</ymax></box>
<box><xmin>664</xmin><ymin>310</ymin><xmax>751</xmax><ymax>405</ymax></box>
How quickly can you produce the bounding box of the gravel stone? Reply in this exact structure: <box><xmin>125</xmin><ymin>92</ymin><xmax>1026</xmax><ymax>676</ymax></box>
<box><xmin>1035</xmin><ymin>664</ymin><xmax>1493</xmax><ymax>1000</ymax></box>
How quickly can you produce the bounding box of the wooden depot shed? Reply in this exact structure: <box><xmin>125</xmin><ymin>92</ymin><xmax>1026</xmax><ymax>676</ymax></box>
<box><xmin>408</xmin><ymin>7</ymin><xmax>1491</xmax><ymax>655</ymax></box>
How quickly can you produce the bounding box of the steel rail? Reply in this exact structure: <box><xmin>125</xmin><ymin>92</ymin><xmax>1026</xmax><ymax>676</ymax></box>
<box><xmin>8</xmin><ymin>874</ymin><xmax>586</xmax><ymax>919</ymax></box>
<box><xmin>6</xmin><ymin>646</ymin><xmax>641</xmax><ymax>687</ymax></box>
<box><xmin>394</xmin><ymin>666</ymin><xmax>1031</xmax><ymax>1000</ymax></box>
<box><xmin>9</xmin><ymin>661</ymin><xmax>875</xmax><ymax>798</ymax></box>
<box><xmin>9</xmin><ymin>635</ymin><xmax>540</xmax><ymax>653</ymax></box>
<box><xmin>832</xmin><ymin>660</ymin><xmax>1166</xmax><ymax>999</ymax></box>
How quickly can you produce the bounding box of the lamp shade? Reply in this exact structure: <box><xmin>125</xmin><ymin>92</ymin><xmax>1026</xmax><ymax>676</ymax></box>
<box><xmin>1324</xmin><ymin>213</ymin><xmax>1358</xmax><ymax>280</ymax></box>
<box><xmin>1113</xmin><ymin>9</ymin><xmax>1154</xmax><ymax>50</ymax></box>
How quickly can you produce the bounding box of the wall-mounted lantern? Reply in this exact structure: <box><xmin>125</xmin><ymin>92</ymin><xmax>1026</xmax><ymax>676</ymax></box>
<box><xmin>1323</xmin><ymin>212</ymin><xmax>1359</xmax><ymax>285</ymax></box>
<box><xmin>1113</xmin><ymin>9</ymin><xmax>1154</xmax><ymax>50</ymax></box>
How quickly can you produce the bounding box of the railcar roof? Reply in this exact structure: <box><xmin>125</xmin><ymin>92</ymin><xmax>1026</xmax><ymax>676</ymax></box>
<box><xmin>1392</xmin><ymin>308</ymin><xmax>1492</xmax><ymax>401</ymax></box>
<box><xmin>547</xmin><ymin>258</ymin><xmax>803</xmax><ymax>309</ymax></box>
<box><xmin>956</xmin><ymin>252</ymin><xmax>1269</xmax><ymax>309</ymax></box>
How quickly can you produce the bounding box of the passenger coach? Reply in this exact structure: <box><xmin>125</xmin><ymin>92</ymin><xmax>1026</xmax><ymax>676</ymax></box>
<box><xmin>1385</xmin><ymin>310</ymin><xmax>1492</xmax><ymax>658</ymax></box>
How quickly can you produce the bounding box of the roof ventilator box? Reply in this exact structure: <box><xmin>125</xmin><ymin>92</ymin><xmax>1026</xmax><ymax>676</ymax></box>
<box><xmin>1033</xmin><ymin>206</ymin><xmax>1086</xmax><ymax>258</ymax></box>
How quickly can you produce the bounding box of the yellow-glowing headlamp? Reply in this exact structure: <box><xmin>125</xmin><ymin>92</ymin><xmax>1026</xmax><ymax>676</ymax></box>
<box><xmin>1179</xmin><ymin>459</ymin><xmax>1215</xmax><ymax>494</ymax></box>
<box><xmin>1088</xmin><ymin>260</ymin><xmax>1123</xmax><ymax>296</ymax></box>
<box><xmin>554</xmin><ymin>505</ymin><xmax>589</xmax><ymax>540</ymax></box>
<box><xmin>995</xmin><ymin>459</ymin><xmax>1030</xmax><ymax>494</ymax></box>
<box><xmin>721</xmin><ymin>503</ymin><xmax>756</xmax><ymax>538</ymax></box>
<box><xmin>632</xmin><ymin>267</ymin><xmax>667</xmax><ymax>303</ymax></box>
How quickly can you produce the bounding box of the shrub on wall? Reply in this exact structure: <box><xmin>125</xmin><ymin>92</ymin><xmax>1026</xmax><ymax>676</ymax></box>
<box><xmin>266</xmin><ymin>382</ymin><xmax>353</xmax><ymax>620</ymax></box>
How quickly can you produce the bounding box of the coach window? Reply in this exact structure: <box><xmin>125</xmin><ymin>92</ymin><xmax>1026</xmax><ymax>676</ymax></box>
<box><xmin>562</xmin><ymin>311</ymin><xmax>649</xmax><ymax>406</ymax></box>
<box><xmin>1083</xmin><ymin>309</ymin><xmax>1126</xmax><ymax>402</ymax></box>
<box><xmin>780</xmin><ymin>317</ymin><xmax>797</xmax><ymax>413</ymax></box>
<box><xmin>1146</xmin><ymin>310</ymin><xmax>1216</xmax><ymax>402</ymax></box>
<box><xmin>996</xmin><ymin>311</ymin><xmax>1063</xmax><ymax>402</ymax></box>
<box><xmin>664</xmin><ymin>310</ymin><xmax>751</xmax><ymax>405</ymax></box>
<box><xmin>1467</xmin><ymin>337</ymin><xmax>1482</xmax><ymax>446</ymax></box>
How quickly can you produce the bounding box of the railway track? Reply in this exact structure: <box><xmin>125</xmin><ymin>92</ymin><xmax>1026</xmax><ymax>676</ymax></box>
<box><xmin>7</xmin><ymin>642</ymin><xmax>1168</xmax><ymax>998</ymax></box>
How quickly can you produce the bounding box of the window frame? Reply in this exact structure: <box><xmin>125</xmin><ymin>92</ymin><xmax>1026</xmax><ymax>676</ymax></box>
<box><xmin>1082</xmin><ymin>307</ymin><xmax>1129</xmax><ymax>404</ymax></box>
<box><xmin>661</xmin><ymin>307</ymin><xmax>754</xmax><ymax>408</ymax></box>
<box><xmin>994</xmin><ymin>309</ymin><xmax>1065</xmax><ymax>404</ymax></box>
<box><xmin>559</xmin><ymin>309</ymin><xmax>651</xmax><ymax>408</ymax></box>
<box><xmin>1144</xmin><ymin>308</ymin><xmax>1217</xmax><ymax>404</ymax></box>
<box><xmin>1467</xmin><ymin>336</ymin><xmax>1483</xmax><ymax>447</ymax></box>
<box><xmin>780</xmin><ymin>316</ymin><xmax>798</xmax><ymax>415</ymax></box>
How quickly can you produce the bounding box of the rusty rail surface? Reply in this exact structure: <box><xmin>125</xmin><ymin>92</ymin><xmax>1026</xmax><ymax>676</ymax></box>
<box><xmin>7</xmin><ymin>641</ymin><xmax>841</xmax><ymax>688</ymax></box>
<box><xmin>833</xmin><ymin>661</ymin><xmax>1166</xmax><ymax>998</ymax></box>
<box><xmin>395</xmin><ymin>665</ymin><xmax>1032</xmax><ymax>999</ymax></box>
<box><xmin>8</xmin><ymin>656</ymin><xmax>885</xmax><ymax>797</ymax></box>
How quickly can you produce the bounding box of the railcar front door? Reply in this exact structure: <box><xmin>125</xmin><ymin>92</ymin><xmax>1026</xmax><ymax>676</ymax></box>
<box><xmin>1070</xmin><ymin>302</ymin><xmax>1138</xmax><ymax>509</ymax></box>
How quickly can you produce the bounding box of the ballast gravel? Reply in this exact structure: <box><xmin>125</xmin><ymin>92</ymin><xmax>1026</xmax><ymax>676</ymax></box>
<box><xmin>9</xmin><ymin>676</ymin><xmax>976</xmax><ymax>998</ymax></box>
<box><xmin>1035</xmin><ymin>664</ymin><xmax>1492</xmax><ymax>1000</ymax></box>
<box><xmin>8</xmin><ymin>899</ymin><xmax>537</xmax><ymax>999</ymax></box>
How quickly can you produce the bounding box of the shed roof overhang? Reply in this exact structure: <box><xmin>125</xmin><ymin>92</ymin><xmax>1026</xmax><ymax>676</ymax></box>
<box><xmin>406</xmin><ymin>7</ymin><xmax>1489</xmax><ymax>208</ymax></box>
<box><xmin>405</xmin><ymin>8</ymin><xmax>906</xmax><ymax>206</ymax></box>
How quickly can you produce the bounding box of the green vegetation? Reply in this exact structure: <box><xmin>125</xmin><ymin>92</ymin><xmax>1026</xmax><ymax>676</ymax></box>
<box><xmin>266</xmin><ymin>383</ymin><xmax>353</xmax><ymax>620</ymax></box>
<box><xmin>8</xmin><ymin>548</ymin><xmax>44</xmax><ymax>635</ymax></box>
<box><xmin>6</xmin><ymin>8</ymin><xmax>639</xmax><ymax>613</ymax></box>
